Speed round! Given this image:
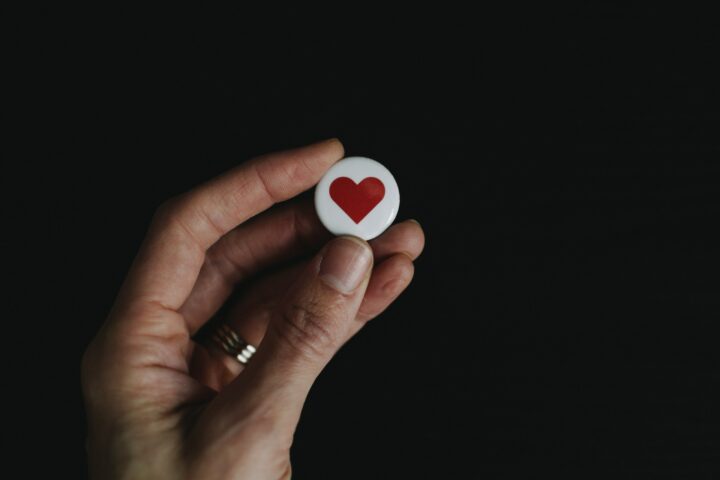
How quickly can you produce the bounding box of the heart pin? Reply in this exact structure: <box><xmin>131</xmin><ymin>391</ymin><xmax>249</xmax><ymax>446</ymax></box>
<box><xmin>314</xmin><ymin>157</ymin><xmax>399</xmax><ymax>241</ymax></box>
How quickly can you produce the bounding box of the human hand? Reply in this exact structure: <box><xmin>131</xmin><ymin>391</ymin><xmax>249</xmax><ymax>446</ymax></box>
<box><xmin>81</xmin><ymin>139</ymin><xmax>425</xmax><ymax>479</ymax></box>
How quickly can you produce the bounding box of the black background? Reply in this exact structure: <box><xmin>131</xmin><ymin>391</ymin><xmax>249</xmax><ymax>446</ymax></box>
<box><xmin>5</xmin><ymin>5</ymin><xmax>720</xmax><ymax>478</ymax></box>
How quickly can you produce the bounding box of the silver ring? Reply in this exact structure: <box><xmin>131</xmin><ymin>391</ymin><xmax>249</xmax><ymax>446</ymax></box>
<box><xmin>210</xmin><ymin>324</ymin><xmax>257</xmax><ymax>365</ymax></box>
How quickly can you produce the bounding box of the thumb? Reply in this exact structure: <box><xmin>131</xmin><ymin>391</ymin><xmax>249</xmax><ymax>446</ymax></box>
<box><xmin>205</xmin><ymin>236</ymin><xmax>374</xmax><ymax>432</ymax></box>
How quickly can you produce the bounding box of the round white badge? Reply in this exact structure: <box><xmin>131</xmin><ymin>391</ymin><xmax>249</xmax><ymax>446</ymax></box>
<box><xmin>314</xmin><ymin>157</ymin><xmax>400</xmax><ymax>240</ymax></box>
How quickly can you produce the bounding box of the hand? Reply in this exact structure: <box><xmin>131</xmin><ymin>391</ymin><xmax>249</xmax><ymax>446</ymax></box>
<box><xmin>81</xmin><ymin>139</ymin><xmax>425</xmax><ymax>479</ymax></box>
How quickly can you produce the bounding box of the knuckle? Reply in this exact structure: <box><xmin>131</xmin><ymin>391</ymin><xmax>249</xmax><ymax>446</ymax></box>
<box><xmin>276</xmin><ymin>300</ymin><xmax>339</xmax><ymax>358</ymax></box>
<box><xmin>155</xmin><ymin>190</ymin><xmax>204</xmax><ymax>221</ymax></box>
<box><xmin>151</xmin><ymin>196</ymin><xmax>182</xmax><ymax>228</ymax></box>
<box><xmin>253</xmin><ymin>162</ymin><xmax>282</xmax><ymax>203</ymax></box>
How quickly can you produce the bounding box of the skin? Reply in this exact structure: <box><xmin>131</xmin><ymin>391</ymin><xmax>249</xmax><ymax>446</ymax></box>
<box><xmin>81</xmin><ymin>139</ymin><xmax>425</xmax><ymax>479</ymax></box>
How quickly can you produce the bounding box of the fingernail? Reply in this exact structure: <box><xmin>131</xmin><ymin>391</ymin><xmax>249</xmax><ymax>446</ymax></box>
<box><xmin>407</xmin><ymin>218</ymin><xmax>421</xmax><ymax>226</ymax></box>
<box><xmin>319</xmin><ymin>237</ymin><xmax>372</xmax><ymax>294</ymax></box>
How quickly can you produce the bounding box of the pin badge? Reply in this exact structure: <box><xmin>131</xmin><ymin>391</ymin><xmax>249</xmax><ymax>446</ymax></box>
<box><xmin>314</xmin><ymin>157</ymin><xmax>400</xmax><ymax>241</ymax></box>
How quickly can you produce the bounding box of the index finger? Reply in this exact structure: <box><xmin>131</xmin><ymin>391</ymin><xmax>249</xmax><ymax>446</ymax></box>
<box><xmin>118</xmin><ymin>139</ymin><xmax>344</xmax><ymax>313</ymax></box>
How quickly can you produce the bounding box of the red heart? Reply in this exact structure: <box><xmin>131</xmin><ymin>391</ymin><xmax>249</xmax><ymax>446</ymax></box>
<box><xmin>329</xmin><ymin>177</ymin><xmax>385</xmax><ymax>223</ymax></box>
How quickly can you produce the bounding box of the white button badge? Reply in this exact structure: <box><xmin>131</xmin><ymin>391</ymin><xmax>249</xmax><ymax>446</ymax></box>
<box><xmin>314</xmin><ymin>157</ymin><xmax>400</xmax><ymax>241</ymax></box>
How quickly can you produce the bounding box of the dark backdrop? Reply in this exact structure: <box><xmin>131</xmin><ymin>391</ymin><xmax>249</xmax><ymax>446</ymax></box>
<box><xmin>5</xmin><ymin>5</ymin><xmax>720</xmax><ymax>478</ymax></box>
